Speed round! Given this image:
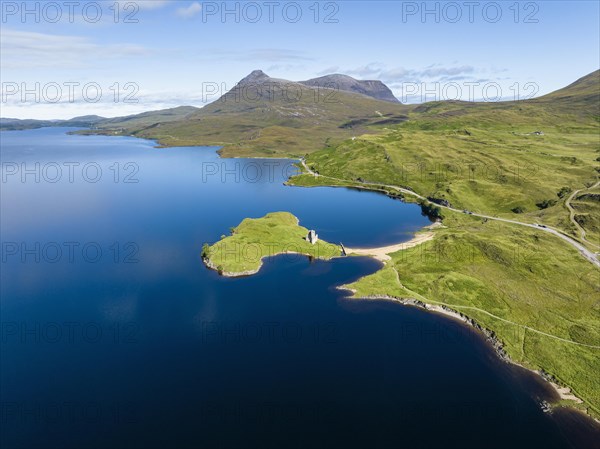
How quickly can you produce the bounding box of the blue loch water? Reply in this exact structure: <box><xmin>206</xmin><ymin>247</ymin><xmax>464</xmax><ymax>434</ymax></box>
<box><xmin>1</xmin><ymin>128</ymin><xmax>598</xmax><ymax>449</ymax></box>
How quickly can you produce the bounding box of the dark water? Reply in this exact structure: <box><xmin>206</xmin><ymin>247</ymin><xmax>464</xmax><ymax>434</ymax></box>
<box><xmin>1</xmin><ymin>128</ymin><xmax>598</xmax><ymax>449</ymax></box>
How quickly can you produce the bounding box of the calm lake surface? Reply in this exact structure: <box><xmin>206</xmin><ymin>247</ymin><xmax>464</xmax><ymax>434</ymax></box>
<box><xmin>1</xmin><ymin>128</ymin><xmax>597</xmax><ymax>448</ymax></box>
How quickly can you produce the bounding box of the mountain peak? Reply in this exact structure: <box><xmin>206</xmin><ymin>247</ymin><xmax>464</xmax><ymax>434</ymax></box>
<box><xmin>230</xmin><ymin>70</ymin><xmax>399</xmax><ymax>103</ymax></box>
<box><xmin>238</xmin><ymin>70</ymin><xmax>271</xmax><ymax>85</ymax></box>
<box><xmin>300</xmin><ymin>74</ymin><xmax>399</xmax><ymax>103</ymax></box>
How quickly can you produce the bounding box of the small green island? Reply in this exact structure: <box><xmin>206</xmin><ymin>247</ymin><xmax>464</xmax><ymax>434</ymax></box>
<box><xmin>202</xmin><ymin>212</ymin><xmax>342</xmax><ymax>277</ymax></box>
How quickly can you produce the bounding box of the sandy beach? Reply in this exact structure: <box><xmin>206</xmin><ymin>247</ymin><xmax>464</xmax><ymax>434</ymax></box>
<box><xmin>344</xmin><ymin>222</ymin><xmax>441</xmax><ymax>261</ymax></box>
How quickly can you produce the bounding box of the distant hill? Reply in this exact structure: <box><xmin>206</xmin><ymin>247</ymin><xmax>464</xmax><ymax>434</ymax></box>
<box><xmin>537</xmin><ymin>70</ymin><xmax>599</xmax><ymax>101</ymax></box>
<box><xmin>1</xmin><ymin>107</ymin><xmax>197</xmax><ymax>132</ymax></box>
<box><xmin>4</xmin><ymin>70</ymin><xmax>598</xmax><ymax>157</ymax></box>
<box><xmin>0</xmin><ymin>115</ymin><xmax>105</xmax><ymax>131</ymax></box>
<box><xmin>300</xmin><ymin>74</ymin><xmax>399</xmax><ymax>103</ymax></box>
<box><xmin>69</xmin><ymin>115</ymin><xmax>105</xmax><ymax>122</ymax></box>
<box><xmin>403</xmin><ymin>69</ymin><xmax>600</xmax><ymax>127</ymax></box>
<box><xmin>93</xmin><ymin>106</ymin><xmax>199</xmax><ymax>130</ymax></box>
<box><xmin>81</xmin><ymin>70</ymin><xmax>408</xmax><ymax>157</ymax></box>
<box><xmin>224</xmin><ymin>70</ymin><xmax>399</xmax><ymax>103</ymax></box>
<box><xmin>531</xmin><ymin>69</ymin><xmax>600</xmax><ymax>114</ymax></box>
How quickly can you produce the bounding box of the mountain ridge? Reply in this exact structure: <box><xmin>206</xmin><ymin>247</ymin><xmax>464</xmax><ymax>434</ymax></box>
<box><xmin>232</xmin><ymin>69</ymin><xmax>400</xmax><ymax>103</ymax></box>
<box><xmin>3</xmin><ymin>70</ymin><xmax>598</xmax><ymax>159</ymax></box>
<box><xmin>300</xmin><ymin>73</ymin><xmax>399</xmax><ymax>103</ymax></box>
<box><xmin>5</xmin><ymin>69</ymin><xmax>597</xmax><ymax>127</ymax></box>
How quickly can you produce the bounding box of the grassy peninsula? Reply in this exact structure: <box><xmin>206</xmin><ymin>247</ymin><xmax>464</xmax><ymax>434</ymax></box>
<box><xmin>202</xmin><ymin>212</ymin><xmax>341</xmax><ymax>276</ymax></box>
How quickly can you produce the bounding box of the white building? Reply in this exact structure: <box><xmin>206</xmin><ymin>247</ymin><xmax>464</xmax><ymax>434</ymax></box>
<box><xmin>307</xmin><ymin>230</ymin><xmax>318</xmax><ymax>244</ymax></box>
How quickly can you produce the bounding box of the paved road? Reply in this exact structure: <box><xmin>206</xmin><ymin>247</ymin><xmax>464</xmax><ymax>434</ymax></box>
<box><xmin>300</xmin><ymin>159</ymin><xmax>600</xmax><ymax>268</ymax></box>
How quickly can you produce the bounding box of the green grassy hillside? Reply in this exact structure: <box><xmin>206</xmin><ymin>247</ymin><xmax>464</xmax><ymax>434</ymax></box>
<box><xmin>533</xmin><ymin>69</ymin><xmax>600</xmax><ymax>114</ymax></box>
<box><xmin>344</xmin><ymin>213</ymin><xmax>600</xmax><ymax>416</ymax></box>
<box><xmin>287</xmin><ymin>70</ymin><xmax>600</xmax><ymax>417</ymax></box>
<box><xmin>296</xmin><ymin>71</ymin><xmax>600</xmax><ymax>242</ymax></box>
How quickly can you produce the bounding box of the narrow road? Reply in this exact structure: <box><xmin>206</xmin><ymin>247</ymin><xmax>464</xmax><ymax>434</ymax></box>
<box><xmin>299</xmin><ymin>159</ymin><xmax>600</xmax><ymax>268</ymax></box>
<box><xmin>565</xmin><ymin>181</ymin><xmax>600</xmax><ymax>250</ymax></box>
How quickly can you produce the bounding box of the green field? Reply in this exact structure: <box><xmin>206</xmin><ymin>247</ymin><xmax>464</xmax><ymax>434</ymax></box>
<box><xmin>203</xmin><ymin>212</ymin><xmax>341</xmax><ymax>276</ymax></box>
<box><xmin>296</xmin><ymin>123</ymin><xmax>597</xmax><ymax>241</ymax></box>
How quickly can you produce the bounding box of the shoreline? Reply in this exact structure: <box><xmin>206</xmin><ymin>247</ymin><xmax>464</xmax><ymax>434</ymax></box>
<box><xmin>284</xmin><ymin>178</ymin><xmax>422</xmax><ymax>206</ymax></box>
<box><xmin>337</xmin><ymin>288</ymin><xmax>596</xmax><ymax>421</ymax></box>
<box><xmin>344</xmin><ymin>222</ymin><xmax>442</xmax><ymax>261</ymax></box>
<box><xmin>203</xmin><ymin>222</ymin><xmax>440</xmax><ymax>278</ymax></box>
<box><xmin>203</xmin><ymin>249</ymin><xmax>344</xmax><ymax>278</ymax></box>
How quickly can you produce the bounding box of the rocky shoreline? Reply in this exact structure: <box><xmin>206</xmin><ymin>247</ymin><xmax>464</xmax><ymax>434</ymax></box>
<box><xmin>203</xmin><ymin>250</ymin><xmax>343</xmax><ymax>278</ymax></box>
<box><xmin>337</xmin><ymin>288</ymin><xmax>596</xmax><ymax>421</ymax></box>
<box><xmin>203</xmin><ymin>256</ymin><xmax>261</xmax><ymax>277</ymax></box>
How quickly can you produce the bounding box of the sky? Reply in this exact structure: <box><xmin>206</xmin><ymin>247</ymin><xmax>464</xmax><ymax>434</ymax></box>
<box><xmin>1</xmin><ymin>0</ymin><xmax>599</xmax><ymax>119</ymax></box>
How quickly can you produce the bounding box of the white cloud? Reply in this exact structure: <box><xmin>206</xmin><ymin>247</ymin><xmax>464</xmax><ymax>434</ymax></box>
<box><xmin>316</xmin><ymin>66</ymin><xmax>341</xmax><ymax>76</ymax></box>
<box><xmin>0</xmin><ymin>84</ymin><xmax>215</xmax><ymax>120</ymax></box>
<box><xmin>345</xmin><ymin>62</ymin><xmax>386</xmax><ymax>78</ymax></box>
<box><xmin>204</xmin><ymin>48</ymin><xmax>313</xmax><ymax>62</ymax></box>
<box><xmin>0</xmin><ymin>99</ymin><xmax>196</xmax><ymax>121</ymax></box>
<box><xmin>0</xmin><ymin>29</ymin><xmax>149</xmax><ymax>69</ymax></box>
<box><xmin>344</xmin><ymin>63</ymin><xmax>476</xmax><ymax>82</ymax></box>
<box><xmin>416</xmin><ymin>64</ymin><xmax>475</xmax><ymax>78</ymax></box>
<box><xmin>176</xmin><ymin>2</ymin><xmax>203</xmax><ymax>19</ymax></box>
<box><xmin>266</xmin><ymin>64</ymin><xmax>306</xmax><ymax>73</ymax></box>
